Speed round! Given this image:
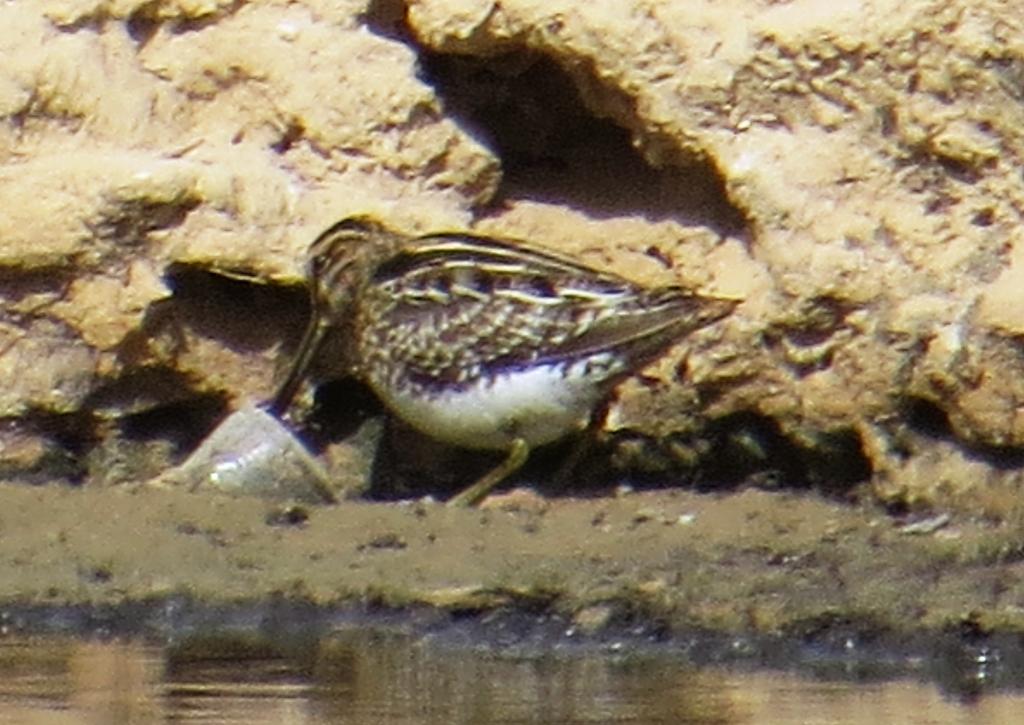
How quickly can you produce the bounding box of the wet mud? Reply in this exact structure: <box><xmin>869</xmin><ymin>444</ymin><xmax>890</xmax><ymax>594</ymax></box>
<box><xmin>1</xmin><ymin>481</ymin><xmax>1022</xmax><ymax>670</ymax></box>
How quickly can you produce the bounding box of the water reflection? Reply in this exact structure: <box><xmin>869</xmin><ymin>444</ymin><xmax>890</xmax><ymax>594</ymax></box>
<box><xmin>310</xmin><ymin>631</ymin><xmax>733</xmax><ymax>723</ymax></box>
<box><xmin>0</xmin><ymin>632</ymin><xmax>1020</xmax><ymax>724</ymax></box>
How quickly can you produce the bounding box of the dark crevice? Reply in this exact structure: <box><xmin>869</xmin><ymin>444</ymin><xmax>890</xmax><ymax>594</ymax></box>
<box><xmin>362</xmin><ymin>6</ymin><xmax>749</xmax><ymax>237</ymax></box>
<box><xmin>700</xmin><ymin>413</ymin><xmax>871</xmax><ymax>495</ymax></box>
<box><xmin>159</xmin><ymin>264</ymin><xmax>309</xmax><ymax>355</ymax></box>
<box><xmin>49</xmin><ymin>12</ymin><xmax>105</xmax><ymax>34</ymax></box>
<box><xmin>969</xmin><ymin>442</ymin><xmax>1024</xmax><ymax>472</ymax></box>
<box><xmin>0</xmin><ymin>266</ymin><xmax>75</xmax><ymax>305</ymax></box>
<box><xmin>304</xmin><ymin>379</ymin><xmax>385</xmax><ymax>448</ymax></box>
<box><xmin>21</xmin><ymin>371</ymin><xmax>230</xmax><ymax>484</ymax></box>
<box><xmin>423</xmin><ymin>53</ymin><xmax>747</xmax><ymax>234</ymax></box>
<box><xmin>592</xmin><ymin>412</ymin><xmax>871</xmax><ymax>498</ymax></box>
<box><xmin>84</xmin><ymin>367</ymin><xmax>212</xmax><ymax>417</ymax></box>
<box><xmin>53</xmin><ymin>0</ymin><xmax>242</xmax><ymax>40</ymax></box>
<box><xmin>902</xmin><ymin>397</ymin><xmax>955</xmax><ymax>441</ymax></box>
<box><xmin>91</xmin><ymin>197</ymin><xmax>201</xmax><ymax>246</ymax></box>
<box><xmin>797</xmin><ymin>428</ymin><xmax>875</xmax><ymax>494</ymax></box>
<box><xmin>117</xmin><ymin>395</ymin><xmax>228</xmax><ymax>457</ymax></box>
<box><xmin>271</xmin><ymin>120</ymin><xmax>306</xmax><ymax>155</ymax></box>
<box><xmin>764</xmin><ymin>295</ymin><xmax>856</xmax><ymax>349</ymax></box>
<box><xmin>699</xmin><ymin>413</ymin><xmax>803</xmax><ymax>488</ymax></box>
<box><xmin>360</xmin><ymin>0</ymin><xmax>409</xmax><ymax>42</ymax></box>
<box><xmin>761</xmin><ymin>296</ymin><xmax>857</xmax><ymax>377</ymax></box>
<box><xmin>26</xmin><ymin>411</ymin><xmax>98</xmax><ymax>465</ymax></box>
<box><xmin>789</xmin><ymin>296</ymin><xmax>856</xmax><ymax>343</ymax></box>
<box><xmin>4</xmin><ymin>410</ymin><xmax>100</xmax><ymax>485</ymax></box>
<box><xmin>126</xmin><ymin>2</ymin><xmax>161</xmax><ymax>46</ymax></box>
<box><xmin>167</xmin><ymin>1</ymin><xmax>246</xmax><ymax>35</ymax></box>
<box><xmin>8</xmin><ymin>94</ymin><xmax>85</xmax><ymax>135</ymax></box>
<box><xmin>898</xmin><ymin>144</ymin><xmax>986</xmax><ymax>186</ymax></box>
<box><xmin>972</xmin><ymin>207</ymin><xmax>996</xmax><ymax>227</ymax></box>
<box><xmin>901</xmin><ymin>397</ymin><xmax>1024</xmax><ymax>470</ymax></box>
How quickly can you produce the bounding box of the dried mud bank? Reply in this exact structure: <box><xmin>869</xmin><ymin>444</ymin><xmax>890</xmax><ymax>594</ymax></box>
<box><xmin>2</xmin><ymin>0</ymin><xmax>1024</xmax><ymax>635</ymax></box>
<box><xmin>2</xmin><ymin>1</ymin><xmax>1024</xmax><ymax>508</ymax></box>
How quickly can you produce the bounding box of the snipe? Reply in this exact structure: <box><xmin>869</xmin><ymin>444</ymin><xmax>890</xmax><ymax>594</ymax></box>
<box><xmin>270</xmin><ymin>217</ymin><xmax>738</xmax><ymax>506</ymax></box>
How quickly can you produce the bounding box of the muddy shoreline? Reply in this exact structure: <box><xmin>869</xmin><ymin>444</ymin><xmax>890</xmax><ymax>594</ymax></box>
<box><xmin>1</xmin><ymin>482</ymin><xmax>1021</xmax><ymax>693</ymax></box>
<box><xmin>0</xmin><ymin>595</ymin><xmax>1015</xmax><ymax>695</ymax></box>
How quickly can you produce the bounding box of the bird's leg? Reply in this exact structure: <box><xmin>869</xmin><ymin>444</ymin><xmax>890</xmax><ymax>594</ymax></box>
<box><xmin>553</xmin><ymin>391</ymin><xmax>618</xmax><ymax>487</ymax></box>
<box><xmin>446</xmin><ymin>438</ymin><xmax>530</xmax><ymax>508</ymax></box>
<box><xmin>547</xmin><ymin>433</ymin><xmax>594</xmax><ymax>489</ymax></box>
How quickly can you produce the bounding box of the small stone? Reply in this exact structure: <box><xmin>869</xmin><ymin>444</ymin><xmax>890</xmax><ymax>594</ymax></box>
<box><xmin>265</xmin><ymin>504</ymin><xmax>310</xmax><ymax>527</ymax></box>
<box><xmin>572</xmin><ymin>604</ymin><xmax>616</xmax><ymax>635</ymax></box>
<box><xmin>897</xmin><ymin>513</ymin><xmax>952</xmax><ymax>536</ymax></box>
<box><xmin>358</xmin><ymin>532</ymin><xmax>407</xmax><ymax>551</ymax></box>
<box><xmin>479</xmin><ymin>487</ymin><xmax>549</xmax><ymax>514</ymax></box>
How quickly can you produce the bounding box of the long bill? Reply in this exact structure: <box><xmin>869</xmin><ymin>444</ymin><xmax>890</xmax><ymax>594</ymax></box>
<box><xmin>268</xmin><ymin>309</ymin><xmax>329</xmax><ymax>418</ymax></box>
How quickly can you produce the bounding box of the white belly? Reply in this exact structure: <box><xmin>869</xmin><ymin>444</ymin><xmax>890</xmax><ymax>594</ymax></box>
<box><xmin>373</xmin><ymin>364</ymin><xmax>601</xmax><ymax>451</ymax></box>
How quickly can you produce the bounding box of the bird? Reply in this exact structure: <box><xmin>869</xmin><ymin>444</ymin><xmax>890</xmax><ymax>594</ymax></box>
<box><xmin>269</xmin><ymin>216</ymin><xmax>738</xmax><ymax>506</ymax></box>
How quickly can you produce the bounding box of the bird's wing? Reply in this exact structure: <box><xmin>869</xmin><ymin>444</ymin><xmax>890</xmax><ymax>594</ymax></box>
<box><xmin>365</xmin><ymin>233</ymin><xmax>734</xmax><ymax>386</ymax></box>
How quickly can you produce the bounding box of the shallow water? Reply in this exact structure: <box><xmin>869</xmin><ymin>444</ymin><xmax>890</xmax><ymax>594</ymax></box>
<box><xmin>0</xmin><ymin>630</ymin><xmax>1022</xmax><ymax>725</ymax></box>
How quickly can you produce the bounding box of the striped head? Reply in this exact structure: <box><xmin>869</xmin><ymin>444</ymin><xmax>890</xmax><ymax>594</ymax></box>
<box><xmin>268</xmin><ymin>216</ymin><xmax>402</xmax><ymax>415</ymax></box>
<box><xmin>306</xmin><ymin>216</ymin><xmax>404</xmax><ymax>318</ymax></box>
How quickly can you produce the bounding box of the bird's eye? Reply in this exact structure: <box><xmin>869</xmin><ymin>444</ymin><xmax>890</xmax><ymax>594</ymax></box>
<box><xmin>310</xmin><ymin>251</ymin><xmax>331</xmax><ymax>278</ymax></box>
